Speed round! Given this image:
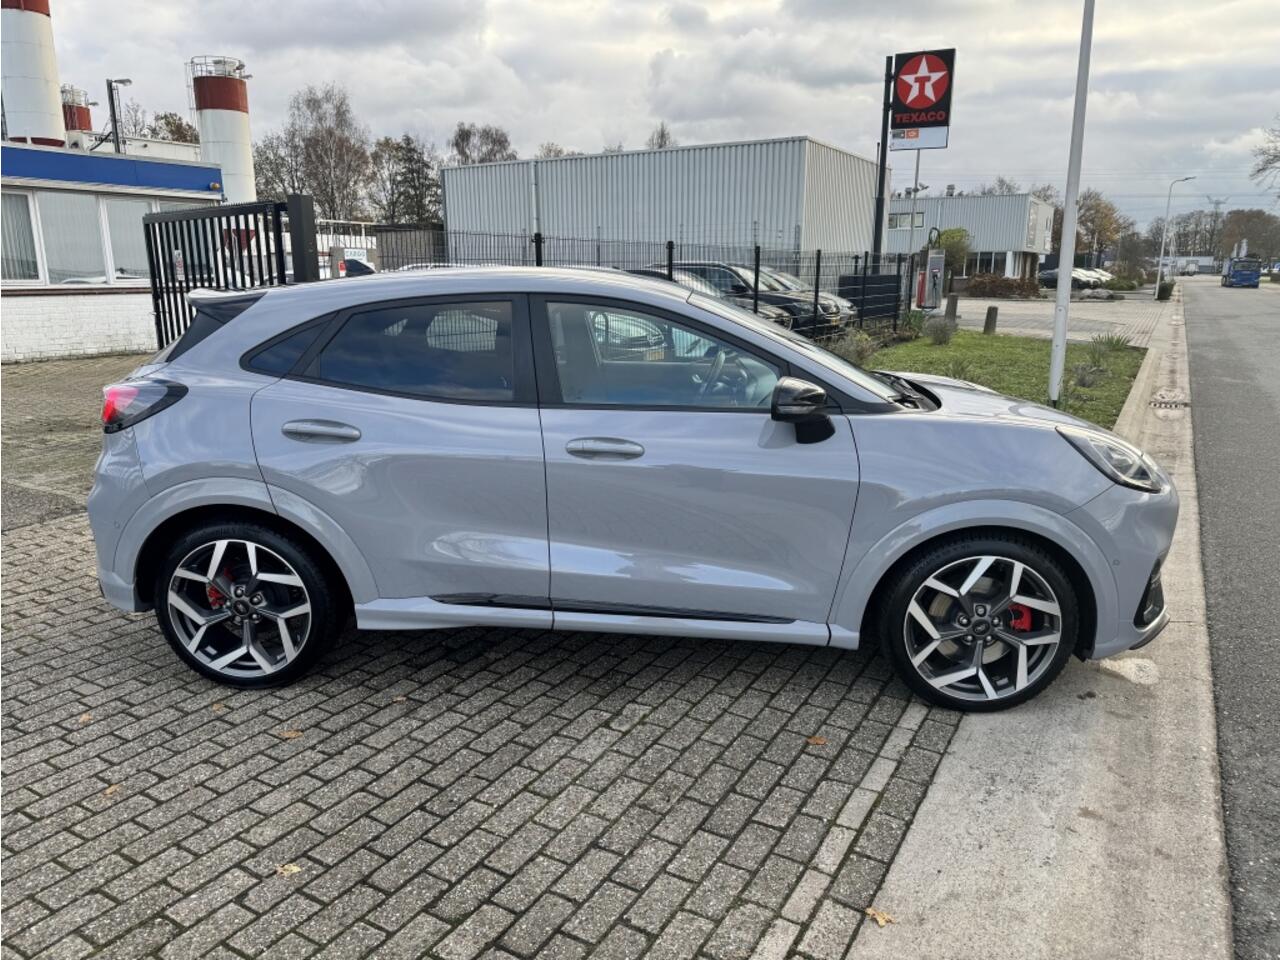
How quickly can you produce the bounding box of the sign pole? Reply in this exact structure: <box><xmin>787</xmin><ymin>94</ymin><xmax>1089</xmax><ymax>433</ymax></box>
<box><xmin>905</xmin><ymin>149</ymin><xmax>922</xmax><ymax>265</ymax></box>
<box><xmin>872</xmin><ymin>55</ymin><xmax>892</xmax><ymax>259</ymax></box>
<box><xmin>1048</xmin><ymin>0</ymin><xmax>1094</xmax><ymax>407</ymax></box>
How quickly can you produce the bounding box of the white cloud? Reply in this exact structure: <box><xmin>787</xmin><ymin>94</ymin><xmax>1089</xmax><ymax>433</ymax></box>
<box><xmin>43</xmin><ymin>0</ymin><xmax>1280</xmax><ymax>226</ymax></box>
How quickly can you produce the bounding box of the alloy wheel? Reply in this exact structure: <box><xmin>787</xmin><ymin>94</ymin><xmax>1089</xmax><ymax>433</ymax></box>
<box><xmin>902</xmin><ymin>554</ymin><xmax>1062</xmax><ymax>703</ymax></box>
<box><xmin>166</xmin><ymin>538</ymin><xmax>312</xmax><ymax>679</ymax></box>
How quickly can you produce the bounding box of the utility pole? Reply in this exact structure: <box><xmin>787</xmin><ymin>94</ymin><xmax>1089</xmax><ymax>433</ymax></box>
<box><xmin>106</xmin><ymin>77</ymin><xmax>132</xmax><ymax>154</ymax></box>
<box><xmin>872</xmin><ymin>55</ymin><xmax>893</xmax><ymax>260</ymax></box>
<box><xmin>1205</xmin><ymin>195</ymin><xmax>1228</xmax><ymax>261</ymax></box>
<box><xmin>1048</xmin><ymin>0</ymin><xmax>1094</xmax><ymax>407</ymax></box>
<box><xmin>1153</xmin><ymin>176</ymin><xmax>1195</xmax><ymax>300</ymax></box>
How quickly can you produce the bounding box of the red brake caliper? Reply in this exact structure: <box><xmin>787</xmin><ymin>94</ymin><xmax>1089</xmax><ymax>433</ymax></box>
<box><xmin>205</xmin><ymin>567</ymin><xmax>234</xmax><ymax>609</ymax></box>
<box><xmin>1008</xmin><ymin>602</ymin><xmax>1033</xmax><ymax>631</ymax></box>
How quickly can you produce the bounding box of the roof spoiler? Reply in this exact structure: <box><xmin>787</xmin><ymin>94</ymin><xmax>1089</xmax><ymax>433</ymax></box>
<box><xmin>186</xmin><ymin>288</ymin><xmax>267</xmax><ymax>324</ymax></box>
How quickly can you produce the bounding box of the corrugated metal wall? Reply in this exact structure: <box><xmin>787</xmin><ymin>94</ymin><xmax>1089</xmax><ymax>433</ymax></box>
<box><xmin>441</xmin><ymin>137</ymin><xmax>879</xmax><ymax>252</ymax></box>
<box><xmin>800</xmin><ymin>140</ymin><xmax>883</xmax><ymax>253</ymax></box>
<box><xmin>884</xmin><ymin>194</ymin><xmax>1051</xmax><ymax>253</ymax></box>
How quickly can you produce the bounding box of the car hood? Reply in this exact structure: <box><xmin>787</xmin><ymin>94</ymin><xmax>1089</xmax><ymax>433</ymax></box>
<box><xmin>883</xmin><ymin>370</ymin><xmax>1097</xmax><ymax>431</ymax></box>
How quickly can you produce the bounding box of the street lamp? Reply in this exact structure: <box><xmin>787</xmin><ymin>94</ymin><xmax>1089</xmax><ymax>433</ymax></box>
<box><xmin>1153</xmin><ymin>176</ymin><xmax>1195</xmax><ymax>299</ymax></box>
<box><xmin>106</xmin><ymin>78</ymin><xmax>132</xmax><ymax>154</ymax></box>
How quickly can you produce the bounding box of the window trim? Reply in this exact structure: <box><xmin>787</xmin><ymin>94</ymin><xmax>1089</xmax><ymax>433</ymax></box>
<box><xmin>530</xmin><ymin>293</ymin><xmax>835</xmax><ymax>414</ymax></box>
<box><xmin>1</xmin><ymin>190</ymin><xmax>46</xmax><ymax>286</ymax></box>
<box><xmin>282</xmin><ymin>294</ymin><xmax>538</xmax><ymax>407</ymax></box>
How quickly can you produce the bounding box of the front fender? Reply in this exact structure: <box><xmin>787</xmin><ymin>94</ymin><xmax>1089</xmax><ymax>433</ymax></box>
<box><xmin>827</xmin><ymin>498</ymin><xmax>1119</xmax><ymax>650</ymax></box>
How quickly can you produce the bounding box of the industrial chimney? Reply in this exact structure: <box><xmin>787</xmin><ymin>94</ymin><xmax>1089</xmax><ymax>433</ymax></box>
<box><xmin>60</xmin><ymin>84</ymin><xmax>92</xmax><ymax>133</ymax></box>
<box><xmin>1</xmin><ymin>0</ymin><xmax>67</xmax><ymax>146</ymax></box>
<box><xmin>190</xmin><ymin>56</ymin><xmax>256</xmax><ymax>204</ymax></box>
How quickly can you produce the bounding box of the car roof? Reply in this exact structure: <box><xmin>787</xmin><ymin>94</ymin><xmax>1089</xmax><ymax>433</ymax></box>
<box><xmin>245</xmin><ymin>266</ymin><xmax>694</xmax><ymax>314</ymax></box>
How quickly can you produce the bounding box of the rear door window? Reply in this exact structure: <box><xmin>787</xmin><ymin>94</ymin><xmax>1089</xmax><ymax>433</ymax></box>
<box><xmin>312</xmin><ymin>300</ymin><xmax>516</xmax><ymax>402</ymax></box>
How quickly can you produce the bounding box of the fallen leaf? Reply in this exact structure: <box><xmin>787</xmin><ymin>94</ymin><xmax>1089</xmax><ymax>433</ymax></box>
<box><xmin>391</xmin><ymin>696</ymin><xmax>407</xmax><ymax>703</ymax></box>
<box><xmin>276</xmin><ymin>863</ymin><xmax>302</xmax><ymax>877</ymax></box>
<box><xmin>104</xmin><ymin>784</ymin><xmax>121</xmax><ymax>797</ymax></box>
<box><xmin>78</xmin><ymin>712</ymin><xmax>93</xmax><ymax>725</ymax></box>
<box><xmin>806</xmin><ymin>735</ymin><xmax>828</xmax><ymax>746</ymax></box>
<box><xmin>277</xmin><ymin>730</ymin><xmax>304</xmax><ymax>740</ymax></box>
<box><xmin>211</xmin><ymin>703</ymin><xmax>226</xmax><ymax>713</ymax></box>
<box><xmin>865</xmin><ymin>906</ymin><xmax>896</xmax><ymax>928</ymax></box>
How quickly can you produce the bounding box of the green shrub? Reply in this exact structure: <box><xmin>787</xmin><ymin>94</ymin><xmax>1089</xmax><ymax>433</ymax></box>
<box><xmin>1157</xmin><ymin>281</ymin><xmax>1174</xmax><ymax>301</ymax></box>
<box><xmin>1073</xmin><ymin>363</ymin><xmax>1105</xmax><ymax>388</ymax></box>
<box><xmin>1103</xmin><ymin>277</ymin><xmax>1138</xmax><ymax>291</ymax></box>
<box><xmin>902</xmin><ymin>310</ymin><xmax>927</xmax><ymax>338</ymax></box>
<box><xmin>965</xmin><ymin>273</ymin><xmax>1042</xmax><ymax>299</ymax></box>
<box><xmin>944</xmin><ymin>357</ymin><xmax>973</xmax><ymax>381</ymax></box>
<box><xmin>924</xmin><ymin>316</ymin><xmax>956</xmax><ymax>345</ymax></box>
<box><xmin>1092</xmin><ymin>331</ymin><xmax>1133</xmax><ymax>352</ymax></box>
<box><xmin>831</xmin><ymin>330</ymin><xmax>879</xmax><ymax>366</ymax></box>
<box><xmin>1085</xmin><ymin>339</ymin><xmax>1109</xmax><ymax>369</ymax></box>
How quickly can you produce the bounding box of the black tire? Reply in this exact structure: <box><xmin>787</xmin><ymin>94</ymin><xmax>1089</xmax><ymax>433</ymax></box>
<box><xmin>877</xmin><ymin>534</ymin><xmax>1079</xmax><ymax>712</ymax></box>
<box><xmin>153</xmin><ymin>520</ymin><xmax>344</xmax><ymax>687</ymax></box>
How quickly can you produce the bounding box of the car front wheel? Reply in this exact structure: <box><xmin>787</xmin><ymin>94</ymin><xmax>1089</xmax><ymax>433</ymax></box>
<box><xmin>154</xmin><ymin>522</ymin><xmax>342</xmax><ymax>687</ymax></box>
<box><xmin>880</xmin><ymin>536</ymin><xmax>1079</xmax><ymax>711</ymax></box>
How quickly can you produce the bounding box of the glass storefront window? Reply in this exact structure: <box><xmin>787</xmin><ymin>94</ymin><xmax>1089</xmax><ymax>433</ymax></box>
<box><xmin>2</xmin><ymin>193</ymin><xmax>40</xmax><ymax>281</ymax></box>
<box><xmin>36</xmin><ymin>191</ymin><xmax>106</xmax><ymax>284</ymax></box>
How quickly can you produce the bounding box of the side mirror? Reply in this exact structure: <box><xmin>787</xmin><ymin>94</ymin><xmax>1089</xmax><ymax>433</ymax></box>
<box><xmin>771</xmin><ymin>377</ymin><xmax>827</xmax><ymax>422</ymax></box>
<box><xmin>730</xmin><ymin>283</ymin><xmax>752</xmax><ymax>295</ymax></box>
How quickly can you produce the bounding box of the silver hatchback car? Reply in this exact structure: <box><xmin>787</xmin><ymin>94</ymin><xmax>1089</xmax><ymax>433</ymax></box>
<box><xmin>89</xmin><ymin>268</ymin><xmax>1177</xmax><ymax>711</ymax></box>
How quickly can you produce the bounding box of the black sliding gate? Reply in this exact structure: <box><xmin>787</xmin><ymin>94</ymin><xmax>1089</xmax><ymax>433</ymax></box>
<box><xmin>143</xmin><ymin>195</ymin><xmax>320</xmax><ymax>348</ymax></box>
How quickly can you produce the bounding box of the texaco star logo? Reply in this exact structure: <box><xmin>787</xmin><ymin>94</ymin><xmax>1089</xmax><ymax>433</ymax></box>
<box><xmin>897</xmin><ymin>54</ymin><xmax>950</xmax><ymax>109</ymax></box>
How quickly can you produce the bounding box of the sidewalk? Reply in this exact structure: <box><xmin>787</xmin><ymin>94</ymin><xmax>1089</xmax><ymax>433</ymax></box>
<box><xmin>952</xmin><ymin>294</ymin><xmax>1166</xmax><ymax>348</ymax></box>
<box><xmin>849</xmin><ymin>287</ymin><xmax>1233</xmax><ymax>960</ymax></box>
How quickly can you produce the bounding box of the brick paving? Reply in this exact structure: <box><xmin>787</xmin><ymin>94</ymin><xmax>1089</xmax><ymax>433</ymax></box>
<box><xmin>952</xmin><ymin>294</ymin><xmax>1170</xmax><ymax>348</ymax></box>
<box><xmin>1</xmin><ymin>355</ymin><xmax>960</xmax><ymax>958</ymax></box>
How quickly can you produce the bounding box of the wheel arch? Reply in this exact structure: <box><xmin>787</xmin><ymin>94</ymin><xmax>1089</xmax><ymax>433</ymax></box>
<box><xmin>830</xmin><ymin>502</ymin><xmax>1116</xmax><ymax>659</ymax></box>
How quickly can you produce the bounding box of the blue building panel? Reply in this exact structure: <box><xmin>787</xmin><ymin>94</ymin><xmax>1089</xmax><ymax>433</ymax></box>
<box><xmin>1</xmin><ymin>144</ymin><xmax>222</xmax><ymax>195</ymax></box>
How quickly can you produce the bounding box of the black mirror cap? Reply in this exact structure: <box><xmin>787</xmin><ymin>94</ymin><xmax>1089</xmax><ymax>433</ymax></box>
<box><xmin>771</xmin><ymin>377</ymin><xmax>828</xmax><ymax>422</ymax></box>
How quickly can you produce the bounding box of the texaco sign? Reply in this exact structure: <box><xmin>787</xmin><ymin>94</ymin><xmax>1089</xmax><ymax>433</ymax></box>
<box><xmin>890</xmin><ymin>48</ymin><xmax>955</xmax><ymax>151</ymax></box>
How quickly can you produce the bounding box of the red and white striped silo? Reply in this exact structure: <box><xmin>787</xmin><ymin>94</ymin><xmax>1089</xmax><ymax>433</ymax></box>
<box><xmin>60</xmin><ymin>84</ymin><xmax>92</xmax><ymax>133</ymax></box>
<box><xmin>1</xmin><ymin>0</ymin><xmax>66</xmax><ymax>146</ymax></box>
<box><xmin>190</xmin><ymin>56</ymin><xmax>256</xmax><ymax>204</ymax></box>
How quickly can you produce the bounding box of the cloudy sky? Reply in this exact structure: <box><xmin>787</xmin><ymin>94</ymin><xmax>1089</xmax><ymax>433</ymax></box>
<box><xmin>51</xmin><ymin>0</ymin><xmax>1278</xmax><ymax>227</ymax></box>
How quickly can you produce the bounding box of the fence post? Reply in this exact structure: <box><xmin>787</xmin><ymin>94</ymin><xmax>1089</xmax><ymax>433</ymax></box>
<box><xmin>858</xmin><ymin>250</ymin><xmax>869</xmax><ymax>328</ymax></box>
<box><xmin>533</xmin><ymin>231</ymin><xmax>544</xmax><ymax>267</ymax></box>
<box><xmin>666</xmin><ymin>240</ymin><xmax>675</xmax><ymax>281</ymax></box>
<box><xmin>894</xmin><ymin>254</ymin><xmax>903</xmax><ymax>332</ymax></box>
<box><xmin>285</xmin><ymin>194</ymin><xmax>320</xmax><ymax>283</ymax></box>
<box><xmin>753</xmin><ymin>245</ymin><xmax>761</xmax><ymax>314</ymax></box>
<box><xmin>812</xmin><ymin>249</ymin><xmax>822</xmax><ymax>332</ymax></box>
<box><xmin>905</xmin><ymin>252</ymin><xmax>916</xmax><ymax>314</ymax></box>
<box><xmin>983</xmin><ymin>305</ymin><xmax>999</xmax><ymax>334</ymax></box>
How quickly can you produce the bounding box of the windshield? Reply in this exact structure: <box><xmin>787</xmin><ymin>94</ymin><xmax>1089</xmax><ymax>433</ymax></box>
<box><xmin>763</xmin><ymin>269</ymin><xmax>805</xmax><ymax>291</ymax></box>
<box><xmin>669</xmin><ymin>270</ymin><xmax>723</xmax><ymax>297</ymax></box>
<box><xmin>1234</xmin><ymin>259</ymin><xmax>1261</xmax><ymax>270</ymax></box>
<box><xmin>688</xmin><ymin>294</ymin><xmax>899</xmax><ymax>402</ymax></box>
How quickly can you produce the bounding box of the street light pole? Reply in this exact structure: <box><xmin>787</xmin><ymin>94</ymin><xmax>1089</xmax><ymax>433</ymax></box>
<box><xmin>106</xmin><ymin>78</ymin><xmax>132</xmax><ymax>154</ymax></box>
<box><xmin>905</xmin><ymin>150</ymin><xmax>923</xmax><ymax>267</ymax></box>
<box><xmin>1048</xmin><ymin>0</ymin><xmax>1095</xmax><ymax>407</ymax></box>
<box><xmin>1153</xmin><ymin>176</ymin><xmax>1195</xmax><ymax>300</ymax></box>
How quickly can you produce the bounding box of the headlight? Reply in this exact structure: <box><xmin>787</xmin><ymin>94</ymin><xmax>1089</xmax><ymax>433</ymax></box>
<box><xmin>1057</xmin><ymin>426</ymin><xmax>1163</xmax><ymax>492</ymax></box>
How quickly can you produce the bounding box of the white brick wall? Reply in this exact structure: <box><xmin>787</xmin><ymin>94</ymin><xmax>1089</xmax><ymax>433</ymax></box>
<box><xmin>1</xmin><ymin>291</ymin><xmax>157</xmax><ymax>363</ymax></box>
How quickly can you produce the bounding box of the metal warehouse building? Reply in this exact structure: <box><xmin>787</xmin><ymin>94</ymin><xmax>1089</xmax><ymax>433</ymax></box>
<box><xmin>441</xmin><ymin>136</ymin><xmax>885</xmax><ymax>253</ymax></box>
<box><xmin>884</xmin><ymin>192</ymin><xmax>1055</xmax><ymax>279</ymax></box>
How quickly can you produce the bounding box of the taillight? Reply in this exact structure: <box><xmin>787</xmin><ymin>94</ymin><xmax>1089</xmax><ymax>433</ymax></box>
<box><xmin>102</xmin><ymin>380</ymin><xmax>187</xmax><ymax>433</ymax></box>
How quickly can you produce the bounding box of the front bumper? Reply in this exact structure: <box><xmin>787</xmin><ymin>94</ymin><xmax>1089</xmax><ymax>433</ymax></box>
<box><xmin>1069</xmin><ymin>476</ymin><xmax>1179</xmax><ymax>659</ymax></box>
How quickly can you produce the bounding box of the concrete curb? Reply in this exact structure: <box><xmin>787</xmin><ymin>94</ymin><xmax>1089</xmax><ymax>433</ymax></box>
<box><xmin>849</xmin><ymin>284</ymin><xmax>1234</xmax><ymax>960</ymax></box>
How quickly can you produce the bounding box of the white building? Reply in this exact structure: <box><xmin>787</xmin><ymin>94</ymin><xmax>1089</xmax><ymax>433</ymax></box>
<box><xmin>441</xmin><ymin>136</ymin><xmax>885</xmax><ymax>253</ymax></box>
<box><xmin>884</xmin><ymin>192</ymin><xmax>1055</xmax><ymax>278</ymax></box>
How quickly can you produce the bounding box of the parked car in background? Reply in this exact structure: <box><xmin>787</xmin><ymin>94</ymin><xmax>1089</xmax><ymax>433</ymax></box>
<box><xmin>89</xmin><ymin>268</ymin><xmax>1177</xmax><ymax>711</ymax></box>
<box><xmin>627</xmin><ymin>268</ymin><xmax>798</xmax><ymax>329</ymax></box>
<box><xmin>754</xmin><ymin>266</ymin><xmax>858</xmax><ymax>324</ymax></box>
<box><xmin>667</xmin><ymin>261</ymin><xmax>845</xmax><ymax>337</ymax></box>
<box><xmin>1038</xmin><ymin>268</ymin><xmax>1103</xmax><ymax>290</ymax></box>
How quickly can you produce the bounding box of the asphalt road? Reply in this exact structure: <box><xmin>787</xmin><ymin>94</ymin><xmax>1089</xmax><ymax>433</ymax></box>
<box><xmin>1183</xmin><ymin>276</ymin><xmax>1280</xmax><ymax>960</ymax></box>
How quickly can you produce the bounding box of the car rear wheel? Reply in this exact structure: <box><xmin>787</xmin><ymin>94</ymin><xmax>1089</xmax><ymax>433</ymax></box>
<box><xmin>154</xmin><ymin>522</ymin><xmax>342</xmax><ymax>687</ymax></box>
<box><xmin>879</xmin><ymin>536</ymin><xmax>1079</xmax><ymax>711</ymax></box>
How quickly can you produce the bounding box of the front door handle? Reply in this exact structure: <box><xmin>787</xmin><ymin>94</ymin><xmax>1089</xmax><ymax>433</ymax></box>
<box><xmin>566</xmin><ymin>437</ymin><xmax>645</xmax><ymax>460</ymax></box>
<box><xmin>282</xmin><ymin>419</ymin><xmax>362</xmax><ymax>443</ymax></box>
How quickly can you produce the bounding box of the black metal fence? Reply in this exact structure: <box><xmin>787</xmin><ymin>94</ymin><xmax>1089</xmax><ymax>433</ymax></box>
<box><xmin>144</xmin><ymin>195</ymin><xmax>916</xmax><ymax>348</ymax></box>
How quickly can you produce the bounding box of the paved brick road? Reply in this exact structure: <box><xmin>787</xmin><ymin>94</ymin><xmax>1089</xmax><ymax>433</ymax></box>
<box><xmin>2</xmin><ymin>356</ymin><xmax>958</xmax><ymax>959</ymax></box>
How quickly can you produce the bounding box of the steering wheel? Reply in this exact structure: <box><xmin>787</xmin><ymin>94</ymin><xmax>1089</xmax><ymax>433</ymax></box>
<box><xmin>697</xmin><ymin>348</ymin><xmax>727</xmax><ymax>397</ymax></box>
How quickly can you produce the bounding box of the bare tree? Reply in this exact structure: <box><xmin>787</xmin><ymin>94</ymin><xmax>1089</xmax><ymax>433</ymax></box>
<box><xmin>151</xmin><ymin>111</ymin><xmax>199</xmax><ymax>143</ymax></box>
<box><xmin>645</xmin><ymin>121</ymin><xmax>677</xmax><ymax>150</ymax></box>
<box><xmin>254</xmin><ymin>128</ymin><xmax>306</xmax><ymax>202</ymax></box>
<box><xmin>602</xmin><ymin>140</ymin><xmax>625</xmax><ymax>153</ymax></box>
<box><xmin>1252</xmin><ymin>116</ymin><xmax>1280</xmax><ymax>197</ymax></box>
<box><xmin>537</xmin><ymin>142</ymin><xmax>567</xmax><ymax>158</ymax></box>
<box><xmin>117</xmin><ymin>98</ymin><xmax>149</xmax><ymax>138</ymax></box>
<box><xmin>448</xmin><ymin>122</ymin><xmax>517</xmax><ymax>165</ymax></box>
<box><xmin>977</xmin><ymin>175</ymin><xmax>1021</xmax><ymax>195</ymax></box>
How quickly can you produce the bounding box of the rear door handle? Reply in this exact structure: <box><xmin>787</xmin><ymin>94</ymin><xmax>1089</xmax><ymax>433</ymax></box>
<box><xmin>282</xmin><ymin>419</ymin><xmax>362</xmax><ymax>443</ymax></box>
<box><xmin>566</xmin><ymin>437</ymin><xmax>645</xmax><ymax>460</ymax></box>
